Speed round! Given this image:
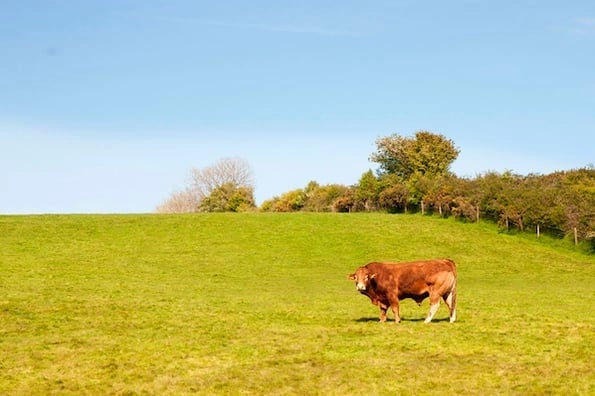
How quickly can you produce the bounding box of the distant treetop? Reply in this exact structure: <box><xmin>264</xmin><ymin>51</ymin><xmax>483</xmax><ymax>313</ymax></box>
<box><xmin>370</xmin><ymin>130</ymin><xmax>460</xmax><ymax>179</ymax></box>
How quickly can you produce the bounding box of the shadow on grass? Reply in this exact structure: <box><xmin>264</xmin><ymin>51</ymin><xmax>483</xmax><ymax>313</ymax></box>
<box><xmin>355</xmin><ymin>317</ymin><xmax>452</xmax><ymax>323</ymax></box>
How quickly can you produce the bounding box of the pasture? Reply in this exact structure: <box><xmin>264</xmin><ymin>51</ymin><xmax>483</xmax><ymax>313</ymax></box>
<box><xmin>1</xmin><ymin>213</ymin><xmax>593</xmax><ymax>395</ymax></box>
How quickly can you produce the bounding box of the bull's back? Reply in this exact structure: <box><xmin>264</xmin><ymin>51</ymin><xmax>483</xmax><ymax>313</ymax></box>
<box><xmin>370</xmin><ymin>259</ymin><xmax>455</xmax><ymax>275</ymax></box>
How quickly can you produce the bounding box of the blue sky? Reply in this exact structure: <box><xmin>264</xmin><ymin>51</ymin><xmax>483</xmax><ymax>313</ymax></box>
<box><xmin>1</xmin><ymin>0</ymin><xmax>594</xmax><ymax>214</ymax></box>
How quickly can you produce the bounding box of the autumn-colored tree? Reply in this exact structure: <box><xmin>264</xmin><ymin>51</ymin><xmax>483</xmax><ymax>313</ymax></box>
<box><xmin>333</xmin><ymin>187</ymin><xmax>356</xmax><ymax>213</ymax></box>
<box><xmin>263</xmin><ymin>189</ymin><xmax>307</xmax><ymax>212</ymax></box>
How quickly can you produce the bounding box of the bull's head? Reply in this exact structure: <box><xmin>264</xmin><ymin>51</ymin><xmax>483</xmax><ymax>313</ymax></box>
<box><xmin>348</xmin><ymin>267</ymin><xmax>376</xmax><ymax>292</ymax></box>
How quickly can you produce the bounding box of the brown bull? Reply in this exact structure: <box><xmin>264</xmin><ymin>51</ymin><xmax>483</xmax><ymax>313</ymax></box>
<box><xmin>348</xmin><ymin>259</ymin><xmax>457</xmax><ymax>323</ymax></box>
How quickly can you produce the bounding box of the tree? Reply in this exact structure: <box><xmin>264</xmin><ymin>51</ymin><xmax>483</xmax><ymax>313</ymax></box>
<box><xmin>423</xmin><ymin>175</ymin><xmax>457</xmax><ymax>216</ymax></box>
<box><xmin>156</xmin><ymin>188</ymin><xmax>199</xmax><ymax>213</ymax></box>
<box><xmin>333</xmin><ymin>187</ymin><xmax>356</xmax><ymax>212</ymax></box>
<box><xmin>450</xmin><ymin>177</ymin><xmax>481</xmax><ymax>222</ymax></box>
<box><xmin>378</xmin><ymin>182</ymin><xmax>410</xmax><ymax>213</ymax></box>
<box><xmin>355</xmin><ymin>170</ymin><xmax>381</xmax><ymax>211</ymax></box>
<box><xmin>199</xmin><ymin>183</ymin><xmax>255</xmax><ymax>212</ymax></box>
<box><xmin>190</xmin><ymin>157</ymin><xmax>254</xmax><ymax>203</ymax></box>
<box><xmin>302</xmin><ymin>182</ymin><xmax>348</xmax><ymax>212</ymax></box>
<box><xmin>156</xmin><ymin>157</ymin><xmax>255</xmax><ymax>213</ymax></box>
<box><xmin>259</xmin><ymin>181</ymin><xmax>349</xmax><ymax>212</ymax></box>
<box><xmin>269</xmin><ymin>189</ymin><xmax>307</xmax><ymax>212</ymax></box>
<box><xmin>370</xmin><ymin>131</ymin><xmax>460</xmax><ymax>179</ymax></box>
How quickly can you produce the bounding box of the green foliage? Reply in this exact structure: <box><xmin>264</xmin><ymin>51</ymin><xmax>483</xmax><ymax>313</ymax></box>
<box><xmin>261</xmin><ymin>182</ymin><xmax>349</xmax><ymax>213</ymax></box>
<box><xmin>256</xmin><ymin>131</ymin><xmax>594</xmax><ymax>244</ymax></box>
<box><xmin>260</xmin><ymin>188</ymin><xmax>307</xmax><ymax>212</ymax></box>
<box><xmin>468</xmin><ymin>169</ymin><xmax>595</xmax><ymax>240</ymax></box>
<box><xmin>378</xmin><ymin>174</ymin><xmax>410</xmax><ymax>213</ymax></box>
<box><xmin>355</xmin><ymin>170</ymin><xmax>381</xmax><ymax>211</ymax></box>
<box><xmin>199</xmin><ymin>183</ymin><xmax>256</xmax><ymax>212</ymax></box>
<box><xmin>268</xmin><ymin>167</ymin><xmax>595</xmax><ymax>246</ymax></box>
<box><xmin>371</xmin><ymin>131</ymin><xmax>460</xmax><ymax>179</ymax></box>
<box><xmin>1</xmin><ymin>213</ymin><xmax>593</xmax><ymax>394</ymax></box>
<box><xmin>369</xmin><ymin>131</ymin><xmax>460</xmax><ymax>210</ymax></box>
<box><xmin>302</xmin><ymin>182</ymin><xmax>348</xmax><ymax>212</ymax></box>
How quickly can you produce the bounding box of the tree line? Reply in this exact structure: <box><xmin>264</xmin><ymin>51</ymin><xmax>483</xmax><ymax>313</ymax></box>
<box><xmin>157</xmin><ymin>132</ymin><xmax>595</xmax><ymax>246</ymax></box>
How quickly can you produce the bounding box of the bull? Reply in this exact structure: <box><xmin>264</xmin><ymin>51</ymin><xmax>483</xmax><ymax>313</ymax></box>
<box><xmin>348</xmin><ymin>259</ymin><xmax>457</xmax><ymax>323</ymax></box>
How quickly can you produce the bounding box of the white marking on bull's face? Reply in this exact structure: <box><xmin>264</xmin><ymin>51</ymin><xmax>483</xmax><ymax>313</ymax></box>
<box><xmin>356</xmin><ymin>276</ymin><xmax>368</xmax><ymax>291</ymax></box>
<box><xmin>350</xmin><ymin>268</ymin><xmax>375</xmax><ymax>292</ymax></box>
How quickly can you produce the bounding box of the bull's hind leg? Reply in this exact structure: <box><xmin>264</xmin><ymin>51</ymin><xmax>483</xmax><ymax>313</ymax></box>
<box><xmin>444</xmin><ymin>291</ymin><xmax>457</xmax><ymax>323</ymax></box>
<box><xmin>424</xmin><ymin>294</ymin><xmax>441</xmax><ymax>324</ymax></box>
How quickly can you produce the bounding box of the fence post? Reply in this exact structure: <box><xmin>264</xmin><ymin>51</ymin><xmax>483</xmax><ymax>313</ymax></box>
<box><xmin>574</xmin><ymin>227</ymin><xmax>578</xmax><ymax>246</ymax></box>
<box><xmin>537</xmin><ymin>224</ymin><xmax>540</xmax><ymax>238</ymax></box>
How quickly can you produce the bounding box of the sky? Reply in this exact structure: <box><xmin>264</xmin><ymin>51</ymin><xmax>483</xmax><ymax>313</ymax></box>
<box><xmin>1</xmin><ymin>0</ymin><xmax>594</xmax><ymax>214</ymax></box>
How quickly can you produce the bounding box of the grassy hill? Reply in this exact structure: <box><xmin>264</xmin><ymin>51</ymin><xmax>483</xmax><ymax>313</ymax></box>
<box><xmin>1</xmin><ymin>213</ymin><xmax>593</xmax><ymax>395</ymax></box>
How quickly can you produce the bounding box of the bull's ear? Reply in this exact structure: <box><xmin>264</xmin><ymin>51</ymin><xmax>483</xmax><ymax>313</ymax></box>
<box><xmin>370</xmin><ymin>273</ymin><xmax>377</xmax><ymax>279</ymax></box>
<box><xmin>348</xmin><ymin>273</ymin><xmax>356</xmax><ymax>280</ymax></box>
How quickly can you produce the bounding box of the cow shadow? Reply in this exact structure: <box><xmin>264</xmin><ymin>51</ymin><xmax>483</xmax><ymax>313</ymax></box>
<box><xmin>355</xmin><ymin>316</ymin><xmax>451</xmax><ymax>323</ymax></box>
<box><xmin>355</xmin><ymin>317</ymin><xmax>382</xmax><ymax>323</ymax></box>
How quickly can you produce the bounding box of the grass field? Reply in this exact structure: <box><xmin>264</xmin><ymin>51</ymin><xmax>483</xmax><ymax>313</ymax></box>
<box><xmin>1</xmin><ymin>213</ymin><xmax>593</xmax><ymax>395</ymax></box>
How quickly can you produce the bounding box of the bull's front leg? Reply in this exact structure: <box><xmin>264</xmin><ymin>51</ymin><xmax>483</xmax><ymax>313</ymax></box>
<box><xmin>379</xmin><ymin>303</ymin><xmax>388</xmax><ymax>322</ymax></box>
<box><xmin>391</xmin><ymin>299</ymin><xmax>401</xmax><ymax>323</ymax></box>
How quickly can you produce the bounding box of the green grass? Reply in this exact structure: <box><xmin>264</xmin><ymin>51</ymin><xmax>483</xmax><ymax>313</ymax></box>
<box><xmin>1</xmin><ymin>213</ymin><xmax>593</xmax><ymax>395</ymax></box>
